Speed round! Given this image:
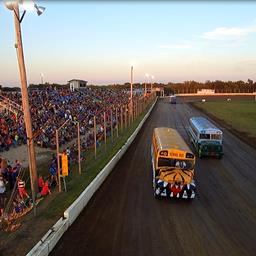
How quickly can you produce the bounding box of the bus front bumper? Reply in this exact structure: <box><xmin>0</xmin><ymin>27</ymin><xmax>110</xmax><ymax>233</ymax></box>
<box><xmin>154</xmin><ymin>179</ymin><xmax>196</xmax><ymax>199</ymax></box>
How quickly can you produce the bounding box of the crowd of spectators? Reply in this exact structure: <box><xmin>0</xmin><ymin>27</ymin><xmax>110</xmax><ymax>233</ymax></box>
<box><xmin>0</xmin><ymin>87</ymin><xmax>132</xmax><ymax>152</ymax></box>
<box><xmin>0</xmin><ymin>86</ymin><xmax>148</xmax><ymax>226</ymax></box>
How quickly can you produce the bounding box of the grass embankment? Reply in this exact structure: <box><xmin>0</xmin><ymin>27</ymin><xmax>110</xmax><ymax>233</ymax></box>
<box><xmin>191</xmin><ymin>100</ymin><xmax>256</xmax><ymax>148</ymax></box>
<box><xmin>37</xmin><ymin>100</ymin><xmax>155</xmax><ymax>219</ymax></box>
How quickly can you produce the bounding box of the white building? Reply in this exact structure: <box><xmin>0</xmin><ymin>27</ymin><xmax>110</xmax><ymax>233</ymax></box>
<box><xmin>197</xmin><ymin>89</ymin><xmax>215</xmax><ymax>94</ymax></box>
<box><xmin>68</xmin><ymin>79</ymin><xmax>87</xmax><ymax>91</ymax></box>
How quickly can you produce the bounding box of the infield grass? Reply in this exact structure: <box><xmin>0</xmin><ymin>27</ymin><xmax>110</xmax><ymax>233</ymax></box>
<box><xmin>192</xmin><ymin>100</ymin><xmax>256</xmax><ymax>138</ymax></box>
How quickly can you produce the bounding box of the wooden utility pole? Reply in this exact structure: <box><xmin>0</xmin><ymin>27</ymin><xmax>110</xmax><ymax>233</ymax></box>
<box><xmin>13</xmin><ymin>3</ymin><xmax>38</xmax><ymax>215</ymax></box>
<box><xmin>56</xmin><ymin>129</ymin><xmax>61</xmax><ymax>192</ymax></box>
<box><xmin>120</xmin><ymin>107</ymin><xmax>123</xmax><ymax>132</ymax></box>
<box><xmin>116</xmin><ymin>108</ymin><xmax>119</xmax><ymax>138</ymax></box>
<box><xmin>104</xmin><ymin>112</ymin><xmax>107</xmax><ymax>151</ymax></box>
<box><xmin>110</xmin><ymin>109</ymin><xmax>113</xmax><ymax>143</ymax></box>
<box><xmin>94</xmin><ymin>116</ymin><xmax>97</xmax><ymax>158</ymax></box>
<box><xmin>130</xmin><ymin>66</ymin><xmax>133</xmax><ymax>123</ymax></box>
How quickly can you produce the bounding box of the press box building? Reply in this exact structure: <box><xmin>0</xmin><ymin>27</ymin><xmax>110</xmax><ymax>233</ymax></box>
<box><xmin>68</xmin><ymin>79</ymin><xmax>88</xmax><ymax>91</ymax></box>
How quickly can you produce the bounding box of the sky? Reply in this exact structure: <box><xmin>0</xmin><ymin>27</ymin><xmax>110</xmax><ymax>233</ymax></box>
<box><xmin>1</xmin><ymin>1</ymin><xmax>256</xmax><ymax>87</ymax></box>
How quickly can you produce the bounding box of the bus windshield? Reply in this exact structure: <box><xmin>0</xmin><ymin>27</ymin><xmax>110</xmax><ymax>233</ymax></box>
<box><xmin>158</xmin><ymin>157</ymin><xmax>194</xmax><ymax>170</ymax></box>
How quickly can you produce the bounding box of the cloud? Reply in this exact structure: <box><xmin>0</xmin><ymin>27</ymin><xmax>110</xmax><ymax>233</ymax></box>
<box><xmin>158</xmin><ymin>44</ymin><xmax>192</xmax><ymax>49</ymax></box>
<box><xmin>202</xmin><ymin>26</ymin><xmax>256</xmax><ymax>41</ymax></box>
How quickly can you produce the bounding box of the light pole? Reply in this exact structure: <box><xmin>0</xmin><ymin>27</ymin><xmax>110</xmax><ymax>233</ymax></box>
<box><xmin>40</xmin><ymin>73</ymin><xmax>44</xmax><ymax>84</ymax></box>
<box><xmin>151</xmin><ymin>75</ymin><xmax>154</xmax><ymax>93</ymax></box>
<box><xmin>5</xmin><ymin>0</ymin><xmax>45</xmax><ymax>216</ymax></box>
<box><xmin>145</xmin><ymin>73</ymin><xmax>149</xmax><ymax>96</ymax></box>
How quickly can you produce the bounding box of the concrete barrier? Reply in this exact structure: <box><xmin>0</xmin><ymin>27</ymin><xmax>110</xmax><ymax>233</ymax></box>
<box><xmin>47</xmin><ymin>218</ymin><xmax>69</xmax><ymax>252</ymax></box>
<box><xmin>27</xmin><ymin>217</ymin><xmax>69</xmax><ymax>256</ymax></box>
<box><xmin>26</xmin><ymin>98</ymin><xmax>157</xmax><ymax>256</ymax></box>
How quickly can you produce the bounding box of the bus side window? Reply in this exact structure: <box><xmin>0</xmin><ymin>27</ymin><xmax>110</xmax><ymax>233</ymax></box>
<box><xmin>199</xmin><ymin>134</ymin><xmax>210</xmax><ymax>139</ymax></box>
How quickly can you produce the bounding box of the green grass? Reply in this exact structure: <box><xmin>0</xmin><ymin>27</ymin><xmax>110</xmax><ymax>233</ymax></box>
<box><xmin>192</xmin><ymin>100</ymin><xmax>256</xmax><ymax>138</ymax></box>
<box><xmin>38</xmin><ymin>100</ymin><xmax>155</xmax><ymax>219</ymax></box>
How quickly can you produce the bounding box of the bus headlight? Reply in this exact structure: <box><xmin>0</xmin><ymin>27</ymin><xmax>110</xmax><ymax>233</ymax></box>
<box><xmin>186</xmin><ymin>153</ymin><xmax>194</xmax><ymax>159</ymax></box>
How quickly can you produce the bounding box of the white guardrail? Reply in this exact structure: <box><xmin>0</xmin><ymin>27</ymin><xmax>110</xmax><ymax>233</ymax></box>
<box><xmin>27</xmin><ymin>98</ymin><xmax>157</xmax><ymax>256</ymax></box>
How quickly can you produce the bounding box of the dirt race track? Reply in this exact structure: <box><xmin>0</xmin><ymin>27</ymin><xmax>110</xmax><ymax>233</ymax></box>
<box><xmin>51</xmin><ymin>97</ymin><xmax>256</xmax><ymax>256</ymax></box>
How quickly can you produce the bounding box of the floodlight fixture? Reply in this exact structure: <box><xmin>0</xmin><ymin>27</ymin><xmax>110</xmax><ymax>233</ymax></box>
<box><xmin>5</xmin><ymin>0</ymin><xmax>45</xmax><ymax>23</ymax></box>
<box><xmin>34</xmin><ymin>3</ymin><xmax>45</xmax><ymax>16</ymax></box>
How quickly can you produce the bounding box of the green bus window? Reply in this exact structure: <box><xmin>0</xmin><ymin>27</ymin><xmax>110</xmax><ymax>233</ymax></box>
<box><xmin>211</xmin><ymin>134</ymin><xmax>222</xmax><ymax>140</ymax></box>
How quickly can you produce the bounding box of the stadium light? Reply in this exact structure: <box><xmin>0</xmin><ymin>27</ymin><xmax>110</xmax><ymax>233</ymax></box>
<box><xmin>5</xmin><ymin>1</ymin><xmax>45</xmax><ymax>23</ymax></box>
<box><xmin>4</xmin><ymin>0</ymin><xmax>45</xmax><ymax>216</ymax></box>
<box><xmin>40</xmin><ymin>73</ymin><xmax>44</xmax><ymax>84</ymax></box>
<box><xmin>34</xmin><ymin>3</ymin><xmax>45</xmax><ymax>16</ymax></box>
<box><xmin>144</xmin><ymin>73</ymin><xmax>149</xmax><ymax>95</ymax></box>
<box><xmin>20</xmin><ymin>1</ymin><xmax>34</xmax><ymax>11</ymax></box>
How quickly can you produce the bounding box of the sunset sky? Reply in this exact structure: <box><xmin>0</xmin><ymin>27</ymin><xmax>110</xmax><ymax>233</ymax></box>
<box><xmin>1</xmin><ymin>1</ymin><xmax>256</xmax><ymax>87</ymax></box>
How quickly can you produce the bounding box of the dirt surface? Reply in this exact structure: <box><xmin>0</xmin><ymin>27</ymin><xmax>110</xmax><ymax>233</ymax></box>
<box><xmin>51</xmin><ymin>97</ymin><xmax>256</xmax><ymax>256</ymax></box>
<box><xmin>0</xmin><ymin>144</ymin><xmax>51</xmax><ymax>168</ymax></box>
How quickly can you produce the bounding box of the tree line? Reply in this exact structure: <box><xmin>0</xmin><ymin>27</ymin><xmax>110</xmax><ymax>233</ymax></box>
<box><xmin>164</xmin><ymin>79</ymin><xmax>256</xmax><ymax>94</ymax></box>
<box><xmin>1</xmin><ymin>79</ymin><xmax>256</xmax><ymax>93</ymax></box>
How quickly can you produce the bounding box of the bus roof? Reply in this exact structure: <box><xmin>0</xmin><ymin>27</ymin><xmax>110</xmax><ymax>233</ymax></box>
<box><xmin>189</xmin><ymin>117</ymin><xmax>222</xmax><ymax>134</ymax></box>
<box><xmin>154</xmin><ymin>127</ymin><xmax>192</xmax><ymax>153</ymax></box>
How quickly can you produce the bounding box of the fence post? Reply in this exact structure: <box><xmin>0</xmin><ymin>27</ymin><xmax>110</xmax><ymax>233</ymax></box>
<box><xmin>77</xmin><ymin>122</ymin><xmax>81</xmax><ymax>174</ymax></box>
<box><xmin>116</xmin><ymin>108</ymin><xmax>119</xmax><ymax>138</ymax></box>
<box><xmin>120</xmin><ymin>106</ymin><xmax>123</xmax><ymax>133</ymax></box>
<box><xmin>94</xmin><ymin>116</ymin><xmax>97</xmax><ymax>159</ymax></box>
<box><xmin>110</xmin><ymin>109</ymin><xmax>113</xmax><ymax>143</ymax></box>
<box><xmin>104</xmin><ymin>112</ymin><xmax>107</xmax><ymax>151</ymax></box>
<box><xmin>56</xmin><ymin>129</ymin><xmax>61</xmax><ymax>192</ymax></box>
<box><xmin>124</xmin><ymin>105</ymin><xmax>127</xmax><ymax>129</ymax></box>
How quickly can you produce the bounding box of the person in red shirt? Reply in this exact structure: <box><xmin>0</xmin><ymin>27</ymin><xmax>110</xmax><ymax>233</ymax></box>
<box><xmin>17</xmin><ymin>178</ymin><xmax>30</xmax><ymax>200</ymax></box>
<box><xmin>40</xmin><ymin>181</ymin><xmax>51</xmax><ymax>197</ymax></box>
<box><xmin>38</xmin><ymin>175</ymin><xmax>44</xmax><ymax>192</ymax></box>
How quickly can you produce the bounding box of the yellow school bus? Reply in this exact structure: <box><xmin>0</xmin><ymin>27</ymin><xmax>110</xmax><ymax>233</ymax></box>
<box><xmin>151</xmin><ymin>127</ymin><xmax>196</xmax><ymax>199</ymax></box>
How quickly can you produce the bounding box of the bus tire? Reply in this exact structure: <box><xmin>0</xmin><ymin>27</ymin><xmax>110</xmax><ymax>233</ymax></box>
<box><xmin>154</xmin><ymin>193</ymin><xmax>160</xmax><ymax>199</ymax></box>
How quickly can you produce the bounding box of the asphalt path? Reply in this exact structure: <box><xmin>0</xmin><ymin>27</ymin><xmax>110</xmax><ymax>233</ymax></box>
<box><xmin>51</xmin><ymin>97</ymin><xmax>256</xmax><ymax>256</ymax></box>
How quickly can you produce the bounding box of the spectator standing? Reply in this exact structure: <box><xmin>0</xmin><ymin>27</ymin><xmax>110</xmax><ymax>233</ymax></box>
<box><xmin>49</xmin><ymin>161</ymin><xmax>57</xmax><ymax>187</ymax></box>
<box><xmin>17</xmin><ymin>178</ymin><xmax>30</xmax><ymax>202</ymax></box>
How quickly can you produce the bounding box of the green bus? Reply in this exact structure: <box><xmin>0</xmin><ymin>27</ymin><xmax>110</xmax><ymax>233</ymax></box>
<box><xmin>188</xmin><ymin>117</ymin><xmax>223</xmax><ymax>159</ymax></box>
